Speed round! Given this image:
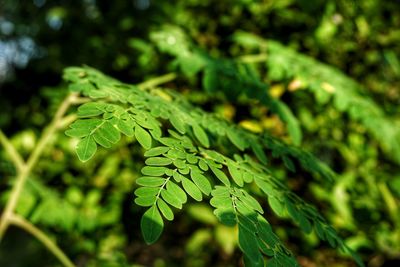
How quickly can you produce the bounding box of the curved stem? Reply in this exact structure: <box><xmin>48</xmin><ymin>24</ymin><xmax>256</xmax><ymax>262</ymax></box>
<box><xmin>137</xmin><ymin>72</ymin><xmax>177</xmax><ymax>90</ymax></box>
<box><xmin>8</xmin><ymin>214</ymin><xmax>76</xmax><ymax>267</ymax></box>
<box><xmin>0</xmin><ymin>92</ymin><xmax>78</xmax><ymax>241</ymax></box>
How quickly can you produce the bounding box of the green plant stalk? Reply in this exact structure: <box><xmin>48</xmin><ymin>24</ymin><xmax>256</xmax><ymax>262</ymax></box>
<box><xmin>8</xmin><ymin>213</ymin><xmax>76</xmax><ymax>267</ymax></box>
<box><xmin>0</xmin><ymin>130</ymin><xmax>25</xmax><ymax>173</ymax></box>
<box><xmin>137</xmin><ymin>72</ymin><xmax>177</xmax><ymax>90</ymax></box>
<box><xmin>0</xmin><ymin>92</ymin><xmax>78</xmax><ymax>241</ymax></box>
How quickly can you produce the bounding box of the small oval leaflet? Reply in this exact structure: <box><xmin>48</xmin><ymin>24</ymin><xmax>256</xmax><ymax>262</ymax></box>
<box><xmin>166</xmin><ymin>181</ymin><xmax>187</xmax><ymax>204</ymax></box>
<box><xmin>210</xmin><ymin>166</ymin><xmax>231</xmax><ymax>186</ymax></box>
<box><xmin>192</xmin><ymin>124</ymin><xmax>210</xmax><ymax>148</ymax></box>
<box><xmin>65</xmin><ymin>127</ymin><xmax>91</xmax><ymax>138</ymax></box>
<box><xmin>144</xmin><ymin>146</ymin><xmax>170</xmax><ymax>157</ymax></box>
<box><xmin>141</xmin><ymin>206</ymin><xmax>164</xmax><ymax>244</ymax></box>
<box><xmin>76</xmin><ymin>136</ymin><xmax>97</xmax><ymax>162</ymax></box>
<box><xmin>134</xmin><ymin>187</ymin><xmax>160</xmax><ymax>197</ymax></box>
<box><xmin>145</xmin><ymin>157</ymin><xmax>173</xmax><ymax>166</ymax></box>
<box><xmin>135</xmin><ymin>195</ymin><xmax>157</xmax><ymax>207</ymax></box>
<box><xmin>157</xmin><ymin>199</ymin><xmax>174</xmax><ymax>221</ymax></box>
<box><xmin>77</xmin><ymin>102</ymin><xmax>105</xmax><ymax>117</ymax></box>
<box><xmin>226</xmin><ymin>128</ymin><xmax>246</xmax><ymax>151</ymax></box>
<box><xmin>238</xmin><ymin>224</ymin><xmax>263</xmax><ymax>265</ymax></box>
<box><xmin>141</xmin><ymin>166</ymin><xmax>168</xmax><ymax>176</ymax></box>
<box><xmin>227</xmin><ymin>163</ymin><xmax>244</xmax><ymax>187</ymax></box>
<box><xmin>161</xmin><ymin>189</ymin><xmax>183</xmax><ymax>209</ymax></box>
<box><xmin>136</xmin><ymin>176</ymin><xmax>166</xmax><ymax>187</ymax></box>
<box><xmin>190</xmin><ymin>170</ymin><xmax>212</xmax><ymax>195</ymax></box>
<box><xmin>135</xmin><ymin>125</ymin><xmax>152</xmax><ymax>149</ymax></box>
<box><xmin>169</xmin><ymin>114</ymin><xmax>186</xmax><ymax>134</ymax></box>
<box><xmin>181</xmin><ymin>177</ymin><xmax>203</xmax><ymax>201</ymax></box>
<box><xmin>268</xmin><ymin>196</ymin><xmax>285</xmax><ymax>217</ymax></box>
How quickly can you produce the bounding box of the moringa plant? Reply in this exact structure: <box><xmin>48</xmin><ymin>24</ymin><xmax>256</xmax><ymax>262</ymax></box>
<box><xmin>0</xmin><ymin>64</ymin><xmax>364</xmax><ymax>266</ymax></box>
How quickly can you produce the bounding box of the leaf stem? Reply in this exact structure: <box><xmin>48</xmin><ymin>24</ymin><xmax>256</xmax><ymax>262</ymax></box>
<box><xmin>137</xmin><ymin>73</ymin><xmax>177</xmax><ymax>90</ymax></box>
<box><xmin>8</xmin><ymin>213</ymin><xmax>76</xmax><ymax>267</ymax></box>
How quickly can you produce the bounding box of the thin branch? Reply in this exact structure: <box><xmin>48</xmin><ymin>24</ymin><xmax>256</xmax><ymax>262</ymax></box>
<box><xmin>0</xmin><ymin>92</ymin><xmax>78</xmax><ymax>241</ymax></box>
<box><xmin>137</xmin><ymin>72</ymin><xmax>177</xmax><ymax>90</ymax></box>
<box><xmin>70</xmin><ymin>96</ymin><xmax>91</xmax><ymax>105</ymax></box>
<box><xmin>0</xmin><ymin>130</ymin><xmax>25</xmax><ymax>173</ymax></box>
<box><xmin>8</xmin><ymin>213</ymin><xmax>76</xmax><ymax>267</ymax></box>
<box><xmin>58</xmin><ymin>114</ymin><xmax>78</xmax><ymax>130</ymax></box>
<box><xmin>237</xmin><ymin>53</ymin><xmax>268</xmax><ymax>64</ymax></box>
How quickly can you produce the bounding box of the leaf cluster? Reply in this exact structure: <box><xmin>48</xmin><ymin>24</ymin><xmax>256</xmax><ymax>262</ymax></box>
<box><xmin>63</xmin><ymin>66</ymin><xmax>363</xmax><ymax>266</ymax></box>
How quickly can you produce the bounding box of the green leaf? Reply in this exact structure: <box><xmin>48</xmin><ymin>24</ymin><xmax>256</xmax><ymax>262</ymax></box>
<box><xmin>243</xmin><ymin>254</ymin><xmax>264</xmax><ymax>267</ymax></box>
<box><xmin>135</xmin><ymin>125</ymin><xmax>152</xmax><ymax>149</ymax></box>
<box><xmin>172</xmin><ymin>171</ymin><xmax>184</xmax><ymax>182</ymax></box>
<box><xmin>141</xmin><ymin>206</ymin><xmax>164</xmax><ymax>244</ymax></box>
<box><xmin>157</xmin><ymin>199</ymin><xmax>174</xmax><ymax>221</ymax></box>
<box><xmin>227</xmin><ymin>163</ymin><xmax>244</xmax><ymax>187</ymax></box>
<box><xmin>210</xmin><ymin>196</ymin><xmax>232</xmax><ymax>209</ymax></box>
<box><xmin>254</xmin><ymin>178</ymin><xmax>275</xmax><ymax>196</ymax></box>
<box><xmin>190</xmin><ymin>170</ymin><xmax>212</xmax><ymax>195</ymax></box>
<box><xmin>179</xmin><ymin>53</ymin><xmax>205</xmax><ymax>76</ymax></box>
<box><xmin>141</xmin><ymin>166</ymin><xmax>167</xmax><ymax>176</ymax></box>
<box><xmin>161</xmin><ymin>188</ymin><xmax>183</xmax><ymax>209</ymax></box>
<box><xmin>144</xmin><ymin>146</ymin><xmax>170</xmax><ymax>157</ymax></box>
<box><xmin>210</xmin><ymin>166</ymin><xmax>231</xmax><ymax>186</ymax></box>
<box><xmin>88</xmin><ymin>90</ymin><xmax>109</xmax><ymax>98</ymax></box>
<box><xmin>65</xmin><ymin>127</ymin><xmax>91</xmax><ymax>138</ymax></box>
<box><xmin>173</xmin><ymin>159</ymin><xmax>187</xmax><ymax>169</ymax></box>
<box><xmin>198</xmin><ymin>159</ymin><xmax>209</xmax><ymax>171</ymax></box>
<box><xmin>166</xmin><ymin>181</ymin><xmax>187</xmax><ymax>204</ymax></box>
<box><xmin>238</xmin><ymin>223</ymin><xmax>263</xmax><ymax>263</ymax></box>
<box><xmin>227</xmin><ymin>128</ymin><xmax>246</xmax><ymax>151</ymax></box>
<box><xmin>69</xmin><ymin>118</ymin><xmax>103</xmax><ymax>129</ymax></box>
<box><xmin>250</xmin><ymin>141</ymin><xmax>267</xmax><ymax>164</ymax></box>
<box><xmin>136</xmin><ymin>176</ymin><xmax>166</xmax><ymax>187</ymax></box>
<box><xmin>211</xmin><ymin>186</ymin><xmax>231</xmax><ymax>197</ymax></box>
<box><xmin>282</xmin><ymin>156</ymin><xmax>295</xmax><ymax>172</ymax></box>
<box><xmin>134</xmin><ymin>187</ymin><xmax>160</xmax><ymax>197</ymax></box>
<box><xmin>77</xmin><ymin>102</ymin><xmax>105</xmax><ymax>117</ymax></box>
<box><xmin>135</xmin><ymin>195</ymin><xmax>157</xmax><ymax>207</ymax></box>
<box><xmin>186</xmin><ymin>153</ymin><xmax>198</xmax><ymax>164</ymax></box>
<box><xmin>239</xmin><ymin>192</ymin><xmax>263</xmax><ymax>214</ymax></box>
<box><xmin>115</xmin><ymin>118</ymin><xmax>134</xmax><ymax>137</ymax></box>
<box><xmin>213</xmin><ymin>208</ymin><xmax>236</xmax><ymax>227</ymax></box>
<box><xmin>268</xmin><ymin>196</ymin><xmax>285</xmax><ymax>217</ymax></box>
<box><xmin>181</xmin><ymin>177</ymin><xmax>203</xmax><ymax>201</ymax></box>
<box><xmin>170</xmin><ymin>115</ymin><xmax>186</xmax><ymax>134</ymax></box>
<box><xmin>193</xmin><ymin>124</ymin><xmax>209</xmax><ymax>148</ymax></box>
<box><xmin>145</xmin><ymin>157</ymin><xmax>173</xmax><ymax>166</ymax></box>
<box><xmin>76</xmin><ymin>136</ymin><xmax>97</xmax><ymax>162</ymax></box>
<box><xmin>203</xmin><ymin>67</ymin><xmax>218</xmax><ymax>93</ymax></box>
<box><xmin>93</xmin><ymin>121</ymin><xmax>121</xmax><ymax>148</ymax></box>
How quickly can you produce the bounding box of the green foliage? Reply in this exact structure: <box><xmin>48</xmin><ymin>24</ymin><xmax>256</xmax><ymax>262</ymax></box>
<box><xmin>232</xmin><ymin>31</ymin><xmax>400</xmax><ymax>164</ymax></box>
<box><xmin>63</xmin><ymin>66</ymin><xmax>363</xmax><ymax>266</ymax></box>
<box><xmin>2</xmin><ymin>1</ymin><xmax>399</xmax><ymax>266</ymax></box>
<box><xmin>150</xmin><ymin>26</ymin><xmax>303</xmax><ymax>146</ymax></box>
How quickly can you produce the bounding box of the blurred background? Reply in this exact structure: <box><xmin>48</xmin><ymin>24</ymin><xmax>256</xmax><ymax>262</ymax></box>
<box><xmin>0</xmin><ymin>0</ymin><xmax>400</xmax><ymax>266</ymax></box>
